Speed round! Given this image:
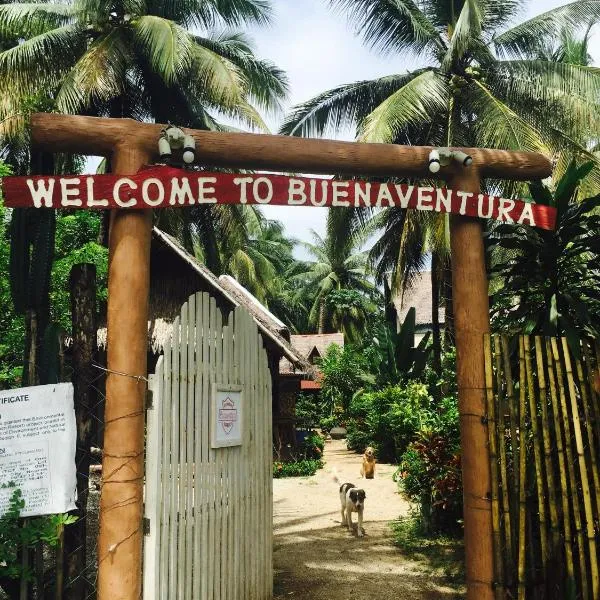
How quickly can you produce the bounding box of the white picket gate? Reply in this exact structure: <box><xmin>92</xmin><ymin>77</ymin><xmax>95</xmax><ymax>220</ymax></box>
<box><xmin>143</xmin><ymin>292</ymin><xmax>273</xmax><ymax>600</ymax></box>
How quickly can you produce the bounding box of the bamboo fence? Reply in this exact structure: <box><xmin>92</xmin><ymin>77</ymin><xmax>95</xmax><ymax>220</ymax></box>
<box><xmin>484</xmin><ymin>335</ymin><xmax>600</xmax><ymax>599</ymax></box>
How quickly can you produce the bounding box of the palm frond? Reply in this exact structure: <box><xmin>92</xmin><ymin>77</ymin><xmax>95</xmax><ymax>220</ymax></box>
<box><xmin>0</xmin><ymin>3</ymin><xmax>73</xmax><ymax>38</ymax></box>
<box><xmin>183</xmin><ymin>40</ymin><xmax>246</xmax><ymax>109</ymax></box>
<box><xmin>280</xmin><ymin>71</ymin><xmax>425</xmax><ymax>137</ymax></box>
<box><xmin>194</xmin><ymin>32</ymin><xmax>288</xmax><ymax>113</ymax></box>
<box><xmin>155</xmin><ymin>0</ymin><xmax>272</xmax><ymax>29</ymax></box>
<box><xmin>359</xmin><ymin>69</ymin><xmax>449</xmax><ymax>143</ymax></box>
<box><xmin>488</xmin><ymin>60</ymin><xmax>600</xmax><ymax>137</ymax></box>
<box><xmin>494</xmin><ymin>1</ymin><xmax>600</xmax><ymax>57</ymax></box>
<box><xmin>468</xmin><ymin>78</ymin><xmax>548</xmax><ymax>152</ymax></box>
<box><xmin>56</xmin><ymin>28</ymin><xmax>133</xmax><ymax>113</ymax></box>
<box><xmin>442</xmin><ymin>0</ymin><xmax>484</xmax><ymax>70</ymax></box>
<box><xmin>0</xmin><ymin>25</ymin><xmax>85</xmax><ymax>96</ymax></box>
<box><xmin>329</xmin><ymin>0</ymin><xmax>445</xmax><ymax>57</ymax></box>
<box><xmin>133</xmin><ymin>16</ymin><xmax>194</xmax><ymax>84</ymax></box>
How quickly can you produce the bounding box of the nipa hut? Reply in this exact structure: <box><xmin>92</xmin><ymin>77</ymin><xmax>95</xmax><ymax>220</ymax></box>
<box><xmin>94</xmin><ymin>227</ymin><xmax>313</xmax><ymax>452</ymax></box>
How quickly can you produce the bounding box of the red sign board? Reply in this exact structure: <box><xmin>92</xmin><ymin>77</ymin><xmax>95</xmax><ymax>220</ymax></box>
<box><xmin>1</xmin><ymin>166</ymin><xmax>556</xmax><ymax>230</ymax></box>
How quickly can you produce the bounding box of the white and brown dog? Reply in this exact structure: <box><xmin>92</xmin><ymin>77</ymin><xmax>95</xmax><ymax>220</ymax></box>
<box><xmin>339</xmin><ymin>482</ymin><xmax>366</xmax><ymax>537</ymax></box>
<box><xmin>360</xmin><ymin>446</ymin><xmax>376</xmax><ymax>479</ymax></box>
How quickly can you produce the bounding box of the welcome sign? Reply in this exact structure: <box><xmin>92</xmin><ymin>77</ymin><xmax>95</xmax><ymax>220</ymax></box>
<box><xmin>1</xmin><ymin>165</ymin><xmax>556</xmax><ymax>230</ymax></box>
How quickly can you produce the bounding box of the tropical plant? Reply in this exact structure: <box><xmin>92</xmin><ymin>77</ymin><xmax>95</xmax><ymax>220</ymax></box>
<box><xmin>272</xmin><ymin>459</ymin><xmax>323</xmax><ymax>478</ymax></box>
<box><xmin>0</xmin><ymin>0</ymin><xmax>287</xmax><ymax>137</ymax></box>
<box><xmin>487</xmin><ymin>161</ymin><xmax>600</xmax><ymax>347</ymax></box>
<box><xmin>346</xmin><ymin>381</ymin><xmax>433</xmax><ymax>461</ymax></box>
<box><xmin>318</xmin><ymin>343</ymin><xmax>374</xmax><ymax>416</ymax></box>
<box><xmin>370</xmin><ymin>306</ymin><xmax>433</xmax><ymax>386</ymax></box>
<box><xmin>282</xmin><ymin>1</ymin><xmax>600</xmax><ymax>357</ymax></box>
<box><xmin>0</xmin><ymin>486</ymin><xmax>77</xmax><ymax>595</ymax></box>
<box><xmin>219</xmin><ymin>209</ymin><xmax>295</xmax><ymax>303</ymax></box>
<box><xmin>0</xmin><ymin>161</ymin><xmax>24</xmax><ymax>388</ymax></box>
<box><xmin>282</xmin><ymin>1</ymin><xmax>600</xmax><ymax>172</ymax></box>
<box><xmin>397</xmin><ymin>425</ymin><xmax>462</xmax><ymax>534</ymax></box>
<box><xmin>324</xmin><ymin>288</ymin><xmax>380</xmax><ymax>344</ymax></box>
<box><xmin>293</xmin><ymin>208</ymin><xmax>375</xmax><ymax>333</ymax></box>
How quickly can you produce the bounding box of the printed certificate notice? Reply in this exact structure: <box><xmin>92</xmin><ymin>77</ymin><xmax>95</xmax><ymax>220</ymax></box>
<box><xmin>0</xmin><ymin>383</ymin><xmax>76</xmax><ymax>517</ymax></box>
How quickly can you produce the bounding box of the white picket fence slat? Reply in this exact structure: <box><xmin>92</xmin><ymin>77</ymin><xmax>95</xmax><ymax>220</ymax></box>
<box><xmin>143</xmin><ymin>292</ymin><xmax>273</xmax><ymax>599</ymax></box>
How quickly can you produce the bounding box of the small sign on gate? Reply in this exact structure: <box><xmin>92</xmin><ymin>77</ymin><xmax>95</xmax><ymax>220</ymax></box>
<box><xmin>211</xmin><ymin>383</ymin><xmax>243</xmax><ymax>448</ymax></box>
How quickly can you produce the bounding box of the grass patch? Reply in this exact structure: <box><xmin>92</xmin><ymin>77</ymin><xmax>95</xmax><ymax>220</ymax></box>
<box><xmin>392</xmin><ymin>514</ymin><xmax>465</xmax><ymax>586</ymax></box>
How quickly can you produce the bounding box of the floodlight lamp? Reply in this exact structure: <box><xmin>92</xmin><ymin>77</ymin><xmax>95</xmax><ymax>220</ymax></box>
<box><xmin>164</xmin><ymin>125</ymin><xmax>185</xmax><ymax>147</ymax></box>
<box><xmin>428</xmin><ymin>149</ymin><xmax>441</xmax><ymax>173</ymax></box>
<box><xmin>182</xmin><ymin>134</ymin><xmax>196</xmax><ymax>164</ymax></box>
<box><xmin>452</xmin><ymin>150</ymin><xmax>473</xmax><ymax>167</ymax></box>
<box><xmin>158</xmin><ymin>136</ymin><xmax>171</xmax><ymax>159</ymax></box>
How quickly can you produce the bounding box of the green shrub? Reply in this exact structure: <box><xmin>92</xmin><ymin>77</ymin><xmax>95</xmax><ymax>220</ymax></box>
<box><xmin>295</xmin><ymin>393</ymin><xmax>323</xmax><ymax>428</ymax></box>
<box><xmin>298</xmin><ymin>432</ymin><xmax>324</xmax><ymax>460</ymax></box>
<box><xmin>318</xmin><ymin>344</ymin><xmax>374</xmax><ymax>415</ymax></box>
<box><xmin>346</xmin><ymin>382</ymin><xmax>434</xmax><ymax>462</ymax></box>
<box><xmin>273</xmin><ymin>459</ymin><xmax>323</xmax><ymax>478</ymax></box>
<box><xmin>0</xmin><ymin>486</ymin><xmax>77</xmax><ymax>581</ymax></box>
<box><xmin>396</xmin><ymin>420</ymin><xmax>462</xmax><ymax>535</ymax></box>
<box><xmin>318</xmin><ymin>415</ymin><xmax>338</xmax><ymax>434</ymax></box>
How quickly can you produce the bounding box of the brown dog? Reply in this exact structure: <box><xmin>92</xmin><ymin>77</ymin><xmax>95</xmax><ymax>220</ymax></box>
<box><xmin>360</xmin><ymin>446</ymin><xmax>376</xmax><ymax>479</ymax></box>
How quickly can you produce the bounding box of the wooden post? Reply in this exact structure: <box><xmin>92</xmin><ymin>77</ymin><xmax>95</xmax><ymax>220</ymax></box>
<box><xmin>448</xmin><ymin>167</ymin><xmax>493</xmax><ymax>600</ymax></box>
<box><xmin>97</xmin><ymin>146</ymin><xmax>152</xmax><ymax>600</ymax></box>
<box><xmin>27</xmin><ymin>113</ymin><xmax>552</xmax><ymax>600</ymax></box>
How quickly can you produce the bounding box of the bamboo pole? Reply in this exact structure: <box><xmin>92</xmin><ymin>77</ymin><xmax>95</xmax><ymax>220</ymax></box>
<box><xmin>517</xmin><ymin>338</ymin><xmax>528</xmax><ymax>600</ymax></box>
<box><xmin>575</xmin><ymin>354</ymin><xmax>600</xmax><ymax>519</ymax></box>
<box><xmin>494</xmin><ymin>335</ymin><xmax>514</xmax><ymax>575</ymax></box>
<box><xmin>484</xmin><ymin>334</ymin><xmax>504</xmax><ymax>599</ymax></box>
<box><xmin>448</xmin><ymin>168</ymin><xmax>494</xmax><ymax>600</ymax></box>
<box><xmin>548</xmin><ymin>338</ymin><xmax>582</xmax><ymax>596</ymax></box>
<box><xmin>585</xmin><ymin>342</ymin><xmax>600</xmax><ymax>444</ymax></box>
<box><xmin>523</xmin><ymin>336</ymin><xmax>549</xmax><ymax>569</ymax></box>
<box><xmin>534</xmin><ymin>338</ymin><xmax>560</xmax><ymax>553</ymax></box>
<box><xmin>501</xmin><ymin>335</ymin><xmax>519</xmax><ymax>560</ymax></box>
<box><xmin>561</xmin><ymin>338</ymin><xmax>598</xmax><ymax>598</ymax></box>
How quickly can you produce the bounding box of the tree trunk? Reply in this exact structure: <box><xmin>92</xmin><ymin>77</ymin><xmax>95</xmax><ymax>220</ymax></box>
<box><xmin>443</xmin><ymin>256</ymin><xmax>455</xmax><ymax>346</ymax></box>
<box><xmin>318</xmin><ymin>297</ymin><xmax>326</xmax><ymax>334</ymax></box>
<box><xmin>431</xmin><ymin>255</ymin><xmax>442</xmax><ymax>379</ymax></box>
<box><xmin>64</xmin><ymin>264</ymin><xmax>97</xmax><ymax>600</ymax></box>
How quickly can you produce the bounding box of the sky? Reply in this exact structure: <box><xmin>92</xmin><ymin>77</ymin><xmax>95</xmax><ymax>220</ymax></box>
<box><xmin>237</xmin><ymin>0</ymin><xmax>600</xmax><ymax>254</ymax></box>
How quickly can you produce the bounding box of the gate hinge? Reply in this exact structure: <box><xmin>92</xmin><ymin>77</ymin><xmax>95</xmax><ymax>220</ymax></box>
<box><xmin>143</xmin><ymin>517</ymin><xmax>150</xmax><ymax>536</ymax></box>
<box><xmin>145</xmin><ymin>388</ymin><xmax>154</xmax><ymax>410</ymax></box>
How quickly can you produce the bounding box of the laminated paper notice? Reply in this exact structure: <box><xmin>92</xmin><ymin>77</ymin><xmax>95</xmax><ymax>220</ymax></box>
<box><xmin>0</xmin><ymin>383</ymin><xmax>77</xmax><ymax>517</ymax></box>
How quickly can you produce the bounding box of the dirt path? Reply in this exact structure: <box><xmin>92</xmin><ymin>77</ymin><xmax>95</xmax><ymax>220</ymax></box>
<box><xmin>273</xmin><ymin>439</ymin><xmax>464</xmax><ymax>600</ymax></box>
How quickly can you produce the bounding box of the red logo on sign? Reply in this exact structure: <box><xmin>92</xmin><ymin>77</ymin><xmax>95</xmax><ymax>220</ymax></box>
<box><xmin>218</xmin><ymin>397</ymin><xmax>238</xmax><ymax>434</ymax></box>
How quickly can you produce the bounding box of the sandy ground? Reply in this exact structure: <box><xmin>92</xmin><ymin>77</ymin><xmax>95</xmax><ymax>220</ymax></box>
<box><xmin>273</xmin><ymin>439</ymin><xmax>464</xmax><ymax>600</ymax></box>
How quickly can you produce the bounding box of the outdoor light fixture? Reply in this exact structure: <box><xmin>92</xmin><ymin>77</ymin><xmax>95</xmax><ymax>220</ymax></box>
<box><xmin>158</xmin><ymin>125</ymin><xmax>196</xmax><ymax>165</ymax></box>
<box><xmin>182</xmin><ymin>134</ymin><xmax>196</xmax><ymax>164</ymax></box>
<box><xmin>452</xmin><ymin>150</ymin><xmax>473</xmax><ymax>167</ymax></box>
<box><xmin>428</xmin><ymin>148</ymin><xmax>472</xmax><ymax>173</ymax></box>
<box><xmin>428</xmin><ymin>149</ymin><xmax>441</xmax><ymax>173</ymax></box>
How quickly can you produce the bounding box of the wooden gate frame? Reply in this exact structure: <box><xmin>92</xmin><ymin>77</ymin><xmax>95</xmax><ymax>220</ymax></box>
<box><xmin>28</xmin><ymin>112</ymin><xmax>552</xmax><ymax>600</ymax></box>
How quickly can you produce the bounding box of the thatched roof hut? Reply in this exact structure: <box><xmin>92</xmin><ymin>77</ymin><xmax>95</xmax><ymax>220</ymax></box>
<box><xmin>280</xmin><ymin>333</ymin><xmax>344</xmax><ymax>391</ymax></box>
<box><xmin>94</xmin><ymin>227</ymin><xmax>314</xmax><ymax>452</ymax></box>
<box><xmin>97</xmin><ymin>227</ymin><xmax>310</xmax><ymax>374</ymax></box>
<box><xmin>394</xmin><ymin>271</ymin><xmax>445</xmax><ymax>342</ymax></box>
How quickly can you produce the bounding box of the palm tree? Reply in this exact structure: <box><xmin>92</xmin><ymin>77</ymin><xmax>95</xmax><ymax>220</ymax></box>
<box><xmin>282</xmin><ymin>1</ymin><xmax>600</xmax><ymax>362</ymax></box>
<box><xmin>0</xmin><ymin>1</ymin><xmax>287</xmax><ymax>137</ymax></box>
<box><xmin>294</xmin><ymin>208</ymin><xmax>375</xmax><ymax>336</ymax></box>
<box><xmin>282</xmin><ymin>1</ymin><xmax>600</xmax><ymax>171</ymax></box>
